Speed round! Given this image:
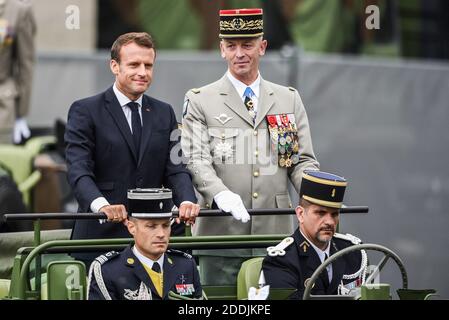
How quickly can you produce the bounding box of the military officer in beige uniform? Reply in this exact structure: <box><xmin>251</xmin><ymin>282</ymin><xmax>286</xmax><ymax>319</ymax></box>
<box><xmin>182</xmin><ymin>8</ymin><xmax>319</xmax><ymax>285</ymax></box>
<box><xmin>0</xmin><ymin>0</ymin><xmax>35</xmax><ymax>144</ymax></box>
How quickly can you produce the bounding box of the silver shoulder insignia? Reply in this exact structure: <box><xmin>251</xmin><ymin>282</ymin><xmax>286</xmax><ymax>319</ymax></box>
<box><xmin>168</xmin><ymin>249</ymin><xmax>193</xmax><ymax>259</ymax></box>
<box><xmin>191</xmin><ymin>88</ymin><xmax>200</xmax><ymax>94</ymax></box>
<box><xmin>288</xmin><ymin>86</ymin><xmax>296</xmax><ymax>92</ymax></box>
<box><xmin>86</xmin><ymin>251</ymin><xmax>119</xmax><ymax>300</ymax></box>
<box><xmin>334</xmin><ymin>233</ymin><xmax>362</xmax><ymax>245</ymax></box>
<box><xmin>182</xmin><ymin>98</ymin><xmax>190</xmax><ymax>118</ymax></box>
<box><xmin>94</xmin><ymin>251</ymin><xmax>119</xmax><ymax>265</ymax></box>
<box><xmin>267</xmin><ymin>237</ymin><xmax>294</xmax><ymax>257</ymax></box>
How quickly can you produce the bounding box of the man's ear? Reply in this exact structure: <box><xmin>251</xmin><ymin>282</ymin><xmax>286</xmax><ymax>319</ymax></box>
<box><xmin>219</xmin><ymin>41</ymin><xmax>226</xmax><ymax>59</ymax></box>
<box><xmin>126</xmin><ymin>219</ymin><xmax>136</xmax><ymax>236</ymax></box>
<box><xmin>259</xmin><ymin>39</ymin><xmax>268</xmax><ymax>56</ymax></box>
<box><xmin>110</xmin><ymin>59</ymin><xmax>119</xmax><ymax>76</ymax></box>
<box><xmin>296</xmin><ymin>205</ymin><xmax>305</xmax><ymax>224</ymax></box>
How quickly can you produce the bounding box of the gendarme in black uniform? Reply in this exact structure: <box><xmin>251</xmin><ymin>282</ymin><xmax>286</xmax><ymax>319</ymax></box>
<box><xmin>262</xmin><ymin>171</ymin><xmax>367</xmax><ymax>299</ymax></box>
<box><xmin>263</xmin><ymin>229</ymin><xmax>364</xmax><ymax>299</ymax></box>
<box><xmin>87</xmin><ymin>188</ymin><xmax>202</xmax><ymax>300</ymax></box>
<box><xmin>88</xmin><ymin>246</ymin><xmax>202</xmax><ymax>300</ymax></box>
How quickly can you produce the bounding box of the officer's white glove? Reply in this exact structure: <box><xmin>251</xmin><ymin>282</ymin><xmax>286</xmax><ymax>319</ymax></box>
<box><xmin>214</xmin><ymin>190</ymin><xmax>250</xmax><ymax>223</ymax></box>
<box><xmin>13</xmin><ymin>118</ymin><xmax>31</xmax><ymax>144</ymax></box>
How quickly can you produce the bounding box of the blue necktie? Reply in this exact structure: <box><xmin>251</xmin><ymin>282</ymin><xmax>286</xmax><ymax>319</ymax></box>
<box><xmin>243</xmin><ymin>87</ymin><xmax>256</xmax><ymax>124</ymax></box>
<box><xmin>128</xmin><ymin>102</ymin><xmax>142</xmax><ymax>156</ymax></box>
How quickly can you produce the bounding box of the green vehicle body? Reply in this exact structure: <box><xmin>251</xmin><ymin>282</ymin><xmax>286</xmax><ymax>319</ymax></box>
<box><xmin>0</xmin><ymin>136</ymin><xmax>439</xmax><ymax>300</ymax></box>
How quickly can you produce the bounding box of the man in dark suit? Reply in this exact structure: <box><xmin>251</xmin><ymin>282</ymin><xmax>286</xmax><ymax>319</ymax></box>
<box><xmin>262</xmin><ymin>170</ymin><xmax>366</xmax><ymax>299</ymax></box>
<box><xmin>65</xmin><ymin>32</ymin><xmax>200</xmax><ymax>265</ymax></box>
<box><xmin>88</xmin><ymin>189</ymin><xmax>202</xmax><ymax>300</ymax></box>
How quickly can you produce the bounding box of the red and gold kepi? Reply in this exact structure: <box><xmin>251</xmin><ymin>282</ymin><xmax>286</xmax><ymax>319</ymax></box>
<box><xmin>219</xmin><ymin>8</ymin><xmax>264</xmax><ymax>38</ymax></box>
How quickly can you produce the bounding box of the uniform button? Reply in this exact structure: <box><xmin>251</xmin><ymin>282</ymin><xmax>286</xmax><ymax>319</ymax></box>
<box><xmin>254</xmin><ymin>150</ymin><xmax>259</xmax><ymax>157</ymax></box>
<box><xmin>221</xmin><ymin>133</ymin><xmax>226</xmax><ymax>139</ymax></box>
<box><xmin>253</xmin><ymin>131</ymin><xmax>258</xmax><ymax>136</ymax></box>
<box><xmin>206</xmin><ymin>203</ymin><xmax>210</xmax><ymax>208</ymax></box>
<box><xmin>194</xmin><ymin>171</ymin><xmax>199</xmax><ymax>175</ymax></box>
<box><xmin>253</xmin><ymin>171</ymin><xmax>259</xmax><ymax>177</ymax></box>
<box><xmin>253</xmin><ymin>192</ymin><xmax>258</xmax><ymax>199</ymax></box>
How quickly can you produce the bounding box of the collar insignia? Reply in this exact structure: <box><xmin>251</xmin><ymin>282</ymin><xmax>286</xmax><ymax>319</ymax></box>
<box><xmin>300</xmin><ymin>241</ymin><xmax>310</xmax><ymax>253</ymax></box>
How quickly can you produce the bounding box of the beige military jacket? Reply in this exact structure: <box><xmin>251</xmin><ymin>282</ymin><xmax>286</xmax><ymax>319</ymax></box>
<box><xmin>181</xmin><ymin>75</ymin><xmax>319</xmax><ymax>255</ymax></box>
<box><xmin>0</xmin><ymin>0</ymin><xmax>36</xmax><ymax>138</ymax></box>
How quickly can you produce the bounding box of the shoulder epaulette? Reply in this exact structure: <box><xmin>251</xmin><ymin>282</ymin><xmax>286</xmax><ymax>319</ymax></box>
<box><xmin>334</xmin><ymin>233</ymin><xmax>362</xmax><ymax>245</ymax></box>
<box><xmin>191</xmin><ymin>88</ymin><xmax>200</xmax><ymax>94</ymax></box>
<box><xmin>88</xmin><ymin>251</ymin><xmax>120</xmax><ymax>300</ymax></box>
<box><xmin>94</xmin><ymin>251</ymin><xmax>120</xmax><ymax>265</ymax></box>
<box><xmin>288</xmin><ymin>87</ymin><xmax>296</xmax><ymax>92</ymax></box>
<box><xmin>267</xmin><ymin>236</ymin><xmax>294</xmax><ymax>256</ymax></box>
<box><xmin>168</xmin><ymin>249</ymin><xmax>193</xmax><ymax>259</ymax></box>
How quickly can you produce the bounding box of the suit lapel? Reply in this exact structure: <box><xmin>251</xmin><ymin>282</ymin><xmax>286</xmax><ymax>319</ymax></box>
<box><xmin>122</xmin><ymin>247</ymin><xmax>159</xmax><ymax>298</ymax></box>
<box><xmin>296</xmin><ymin>230</ymin><xmax>328</xmax><ymax>293</ymax></box>
<box><xmin>162</xmin><ymin>254</ymin><xmax>178</xmax><ymax>298</ymax></box>
<box><xmin>220</xmin><ymin>76</ymin><xmax>254</xmax><ymax>127</ymax></box>
<box><xmin>328</xmin><ymin>240</ymin><xmax>345</xmax><ymax>294</ymax></box>
<box><xmin>104</xmin><ymin>87</ymin><xmax>138</xmax><ymax>163</ymax></box>
<box><xmin>138</xmin><ymin>95</ymin><xmax>153</xmax><ymax>166</ymax></box>
<box><xmin>254</xmin><ymin>79</ymin><xmax>275</xmax><ymax>128</ymax></box>
<box><xmin>306</xmin><ymin>248</ymin><xmax>329</xmax><ymax>290</ymax></box>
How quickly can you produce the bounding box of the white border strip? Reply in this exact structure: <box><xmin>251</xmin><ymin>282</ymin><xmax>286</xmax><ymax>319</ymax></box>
<box><xmin>128</xmin><ymin>192</ymin><xmax>172</xmax><ymax>200</ymax></box>
<box><xmin>131</xmin><ymin>212</ymin><xmax>173</xmax><ymax>218</ymax></box>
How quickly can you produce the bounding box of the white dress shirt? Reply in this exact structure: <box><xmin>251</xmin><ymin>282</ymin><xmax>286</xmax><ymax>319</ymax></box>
<box><xmin>132</xmin><ymin>245</ymin><xmax>164</xmax><ymax>271</ymax></box>
<box><xmin>226</xmin><ymin>71</ymin><xmax>261</xmax><ymax>113</ymax></box>
<box><xmin>91</xmin><ymin>83</ymin><xmax>194</xmax><ymax>214</ymax></box>
<box><xmin>90</xmin><ymin>83</ymin><xmax>143</xmax><ymax>213</ymax></box>
<box><xmin>300</xmin><ymin>230</ymin><xmax>333</xmax><ymax>283</ymax></box>
<box><xmin>113</xmin><ymin>82</ymin><xmax>143</xmax><ymax>130</ymax></box>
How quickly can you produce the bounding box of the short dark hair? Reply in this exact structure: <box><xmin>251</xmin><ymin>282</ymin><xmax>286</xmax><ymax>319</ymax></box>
<box><xmin>299</xmin><ymin>197</ymin><xmax>312</xmax><ymax>209</ymax></box>
<box><xmin>111</xmin><ymin>32</ymin><xmax>155</xmax><ymax>64</ymax></box>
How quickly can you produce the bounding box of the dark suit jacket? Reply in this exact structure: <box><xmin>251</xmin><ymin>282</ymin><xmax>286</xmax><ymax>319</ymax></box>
<box><xmin>88</xmin><ymin>246</ymin><xmax>202</xmax><ymax>300</ymax></box>
<box><xmin>262</xmin><ymin>229</ymin><xmax>362</xmax><ymax>300</ymax></box>
<box><xmin>65</xmin><ymin>86</ymin><xmax>196</xmax><ymax>243</ymax></box>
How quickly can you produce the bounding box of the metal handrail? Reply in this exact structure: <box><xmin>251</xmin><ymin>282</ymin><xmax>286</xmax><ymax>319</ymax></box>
<box><xmin>7</xmin><ymin>206</ymin><xmax>369</xmax><ymax>299</ymax></box>
<box><xmin>3</xmin><ymin>206</ymin><xmax>369</xmax><ymax>221</ymax></box>
<box><xmin>16</xmin><ymin>234</ymin><xmax>287</xmax><ymax>299</ymax></box>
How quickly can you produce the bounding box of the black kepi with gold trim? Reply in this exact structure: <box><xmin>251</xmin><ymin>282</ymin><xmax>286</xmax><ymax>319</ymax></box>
<box><xmin>299</xmin><ymin>171</ymin><xmax>347</xmax><ymax>208</ymax></box>
<box><xmin>127</xmin><ymin>188</ymin><xmax>173</xmax><ymax>218</ymax></box>
<box><xmin>219</xmin><ymin>8</ymin><xmax>263</xmax><ymax>38</ymax></box>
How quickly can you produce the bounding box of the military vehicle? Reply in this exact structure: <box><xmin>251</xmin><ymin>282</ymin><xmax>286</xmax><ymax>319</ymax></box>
<box><xmin>0</xmin><ymin>134</ymin><xmax>439</xmax><ymax>301</ymax></box>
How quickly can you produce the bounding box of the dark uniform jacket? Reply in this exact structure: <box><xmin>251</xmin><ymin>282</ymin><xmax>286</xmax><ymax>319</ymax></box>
<box><xmin>65</xmin><ymin>87</ymin><xmax>196</xmax><ymax>261</ymax></box>
<box><xmin>88</xmin><ymin>246</ymin><xmax>202</xmax><ymax>300</ymax></box>
<box><xmin>262</xmin><ymin>229</ymin><xmax>363</xmax><ymax>300</ymax></box>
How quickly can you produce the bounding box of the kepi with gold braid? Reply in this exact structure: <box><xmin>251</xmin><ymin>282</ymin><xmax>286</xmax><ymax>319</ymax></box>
<box><xmin>219</xmin><ymin>8</ymin><xmax>263</xmax><ymax>38</ymax></box>
<box><xmin>299</xmin><ymin>171</ymin><xmax>347</xmax><ymax>209</ymax></box>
